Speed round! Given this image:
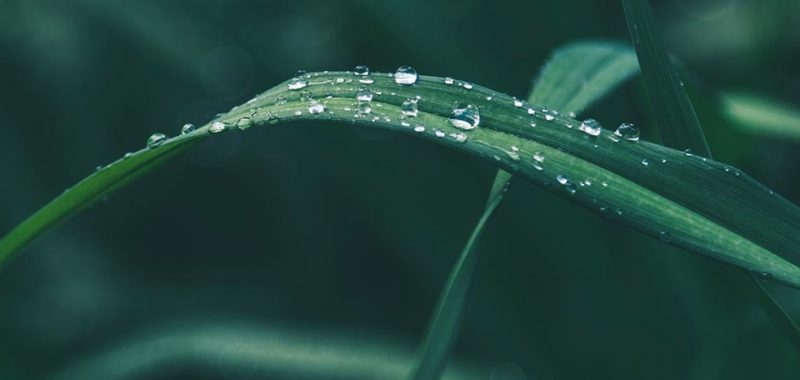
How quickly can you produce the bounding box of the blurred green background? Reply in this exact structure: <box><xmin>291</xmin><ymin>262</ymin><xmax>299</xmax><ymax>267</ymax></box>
<box><xmin>1</xmin><ymin>0</ymin><xmax>800</xmax><ymax>379</ymax></box>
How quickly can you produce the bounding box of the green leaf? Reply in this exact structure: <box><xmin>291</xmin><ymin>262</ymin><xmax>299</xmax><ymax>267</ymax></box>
<box><xmin>528</xmin><ymin>41</ymin><xmax>640</xmax><ymax>115</ymax></box>
<box><xmin>721</xmin><ymin>91</ymin><xmax>800</xmax><ymax>141</ymax></box>
<box><xmin>622</xmin><ymin>0</ymin><xmax>711</xmax><ymax>157</ymax></box>
<box><xmin>3</xmin><ymin>71</ymin><xmax>800</xmax><ymax>291</ymax></box>
<box><xmin>411</xmin><ymin>40</ymin><xmax>641</xmax><ymax>380</ymax></box>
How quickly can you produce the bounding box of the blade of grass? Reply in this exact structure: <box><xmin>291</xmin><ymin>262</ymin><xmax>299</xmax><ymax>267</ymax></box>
<box><xmin>411</xmin><ymin>41</ymin><xmax>640</xmax><ymax>379</ymax></box>
<box><xmin>622</xmin><ymin>0</ymin><xmax>711</xmax><ymax>157</ymax></box>
<box><xmin>622</xmin><ymin>0</ymin><xmax>800</xmax><ymax>351</ymax></box>
<box><xmin>3</xmin><ymin>71</ymin><xmax>800</xmax><ymax>290</ymax></box>
<box><xmin>720</xmin><ymin>91</ymin><xmax>800</xmax><ymax>141</ymax></box>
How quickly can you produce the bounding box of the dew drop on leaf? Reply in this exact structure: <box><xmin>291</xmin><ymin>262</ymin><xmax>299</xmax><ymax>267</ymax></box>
<box><xmin>354</xmin><ymin>65</ymin><xmax>369</xmax><ymax>76</ymax></box>
<box><xmin>394</xmin><ymin>66</ymin><xmax>418</xmax><ymax>85</ymax></box>
<box><xmin>578</xmin><ymin>118</ymin><xmax>602</xmax><ymax>136</ymax></box>
<box><xmin>308</xmin><ymin>100</ymin><xmax>326</xmax><ymax>114</ymax></box>
<box><xmin>209</xmin><ymin>121</ymin><xmax>227</xmax><ymax>134</ymax></box>
<box><xmin>401</xmin><ymin>99</ymin><xmax>418</xmax><ymax>117</ymax></box>
<box><xmin>356</xmin><ymin>87</ymin><xmax>373</xmax><ymax>102</ymax></box>
<box><xmin>288</xmin><ymin>77</ymin><xmax>308</xmax><ymax>90</ymax></box>
<box><xmin>146</xmin><ymin>133</ymin><xmax>167</xmax><ymax>148</ymax></box>
<box><xmin>449</xmin><ymin>104</ymin><xmax>480</xmax><ymax>130</ymax></box>
<box><xmin>180</xmin><ymin>123</ymin><xmax>195</xmax><ymax>135</ymax></box>
<box><xmin>614</xmin><ymin>123</ymin><xmax>640</xmax><ymax>141</ymax></box>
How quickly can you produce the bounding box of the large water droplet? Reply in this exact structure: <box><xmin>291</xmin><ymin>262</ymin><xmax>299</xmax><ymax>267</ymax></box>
<box><xmin>146</xmin><ymin>133</ymin><xmax>167</xmax><ymax>148</ymax></box>
<box><xmin>180</xmin><ymin>123</ymin><xmax>196</xmax><ymax>135</ymax></box>
<box><xmin>614</xmin><ymin>123</ymin><xmax>640</xmax><ymax>141</ymax></box>
<box><xmin>354</xmin><ymin>65</ymin><xmax>369</xmax><ymax>76</ymax></box>
<box><xmin>394</xmin><ymin>66</ymin><xmax>418</xmax><ymax>85</ymax></box>
<box><xmin>401</xmin><ymin>99</ymin><xmax>419</xmax><ymax>117</ymax></box>
<box><xmin>288</xmin><ymin>77</ymin><xmax>308</xmax><ymax>90</ymax></box>
<box><xmin>449</xmin><ymin>104</ymin><xmax>480</xmax><ymax>130</ymax></box>
<box><xmin>209</xmin><ymin>121</ymin><xmax>227</xmax><ymax>133</ymax></box>
<box><xmin>308</xmin><ymin>100</ymin><xmax>326</xmax><ymax>114</ymax></box>
<box><xmin>578</xmin><ymin>118</ymin><xmax>602</xmax><ymax>136</ymax></box>
<box><xmin>357</xmin><ymin>87</ymin><xmax>373</xmax><ymax>102</ymax></box>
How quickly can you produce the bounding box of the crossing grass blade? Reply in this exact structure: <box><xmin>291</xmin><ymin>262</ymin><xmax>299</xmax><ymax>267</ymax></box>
<box><xmin>2</xmin><ymin>71</ymin><xmax>800</xmax><ymax>291</ymax></box>
<box><xmin>720</xmin><ymin>91</ymin><xmax>800</xmax><ymax>141</ymax></box>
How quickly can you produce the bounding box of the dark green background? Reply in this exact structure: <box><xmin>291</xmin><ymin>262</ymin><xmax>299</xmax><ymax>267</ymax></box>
<box><xmin>1</xmin><ymin>0</ymin><xmax>800</xmax><ymax>379</ymax></box>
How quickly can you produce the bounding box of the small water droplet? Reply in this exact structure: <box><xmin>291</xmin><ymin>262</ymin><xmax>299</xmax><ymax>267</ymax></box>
<box><xmin>614</xmin><ymin>123</ymin><xmax>640</xmax><ymax>141</ymax></box>
<box><xmin>444</xmin><ymin>77</ymin><xmax>454</xmax><ymax>85</ymax></box>
<box><xmin>513</xmin><ymin>98</ymin><xmax>523</xmax><ymax>108</ymax></box>
<box><xmin>434</xmin><ymin>129</ymin><xmax>445</xmax><ymax>137</ymax></box>
<box><xmin>401</xmin><ymin>99</ymin><xmax>419</xmax><ymax>117</ymax></box>
<box><xmin>578</xmin><ymin>118</ymin><xmax>602</xmax><ymax>136</ymax></box>
<box><xmin>356</xmin><ymin>87</ymin><xmax>373</xmax><ymax>102</ymax></box>
<box><xmin>565</xmin><ymin>183</ymin><xmax>577</xmax><ymax>195</ymax></box>
<box><xmin>394</xmin><ymin>66</ymin><xmax>418</xmax><ymax>85</ymax></box>
<box><xmin>533</xmin><ymin>152</ymin><xmax>545</xmax><ymax>163</ymax></box>
<box><xmin>641</xmin><ymin>158</ymin><xmax>650</xmax><ymax>167</ymax></box>
<box><xmin>357</xmin><ymin>101</ymin><xmax>372</xmax><ymax>114</ymax></box>
<box><xmin>544</xmin><ymin>115</ymin><xmax>555</xmax><ymax>121</ymax></box>
<box><xmin>146</xmin><ymin>133</ymin><xmax>167</xmax><ymax>148</ymax></box>
<box><xmin>449</xmin><ymin>132</ymin><xmax>468</xmax><ymax>143</ymax></box>
<box><xmin>275</xmin><ymin>96</ymin><xmax>288</xmax><ymax>105</ymax></box>
<box><xmin>461</xmin><ymin>82</ymin><xmax>473</xmax><ymax>90</ymax></box>
<box><xmin>294</xmin><ymin>110</ymin><xmax>303</xmax><ymax>116</ymax></box>
<box><xmin>413</xmin><ymin>125</ymin><xmax>425</xmax><ymax>133</ymax></box>
<box><xmin>235</xmin><ymin>117</ymin><xmax>252</xmax><ymax>130</ymax></box>
<box><xmin>308</xmin><ymin>100</ymin><xmax>326</xmax><ymax>114</ymax></box>
<box><xmin>354</xmin><ymin>65</ymin><xmax>369</xmax><ymax>76</ymax></box>
<box><xmin>209</xmin><ymin>121</ymin><xmax>226</xmax><ymax>133</ymax></box>
<box><xmin>181</xmin><ymin>123</ymin><xmax>196</xmax><ymax>135</ymax></box>
<box><xmin>449</xmin><ymin>104</ymin><xmax>480</xmax><ymax>130</ymax></box>
<box><xmin>288</xmin><ymin>77</ymin><xmax>308</xmax><ymax>90</ymax></box>
<box><xmin>659</xmin><ymin>231</ymin><xmax>672</xmax><ymax>242</ymax></box>
<box><xmin>527</xmin><ymin>108</ymin><xmax>535</xmax><ymax>115</ymax></box>
<box><xmin>556</xmin><ymin>174</ymin><xmax>569</xmax><ymax>185</ymax></box>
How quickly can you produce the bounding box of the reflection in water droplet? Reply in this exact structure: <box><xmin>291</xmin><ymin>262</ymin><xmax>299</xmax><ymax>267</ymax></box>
<box><xmin>181</xmin><ymin>123</ymin><xmax>196</xmax><ymax>135</ymax></box>
<box><xmin>614</xmin><ymin>123</ymin><xmax>640</xmax><ymax>141</ymax></box>
<box><xmin>288</xmin><ymin>77</ymin><xmax>308</xmax><ymax>90</ymax></box>
<box><xmin>209</xmin><ymin>121</ymin><xmax>227</xmax><ymax>133</ymax></box>
<box><xmin>579</xmin><ymin>118</ymin><xmax>602</xmax><ymax>136</ymax></box>
<box><xmin>146</xmin><ymin>133</ymin><xmax>167</xmax><ymax>148</ymax></box>
<box><xmin>449</xmin><ymin>104</ymin><xmax>480</xmax><ymax>130</ymax></box>
<box><xmin>401</xmin><ymin>99</ymin><xmax>419</xmax><ymax>117</ymax></box>
<box><xmin>394</xmin><ymin>66</ymin><xmax>418</xmax><ymax>85</ymax></box>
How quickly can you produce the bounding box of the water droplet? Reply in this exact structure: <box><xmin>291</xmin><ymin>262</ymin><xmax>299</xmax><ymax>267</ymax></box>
<box><xmin>444</xmin><ymin>77</ymin><xmax>454</xmax><ymax>85</ymax></box>
<box><xmin>544</xmin><ymin>115</ymin><xmax>555</xmax><ymax>121</ymax></box>
<box><xmin>308</xmin><ymin>100</ymin><xmax>326</xmax><ymax>114</ymax></box>
<box><xmin>565</xmin><ymin>183</ymin><xmax>577</xmax><ymax>195</ymax></box>
<box><xmin>434</xmin><ymin>129</ymin><xmax>445</xmax><ymax>137</ymax></box>
<box><xmin>449</xmin><ymin>104</ymin><xmax>480</xmax><ymax>130</ymax></box>
<box><xmin>641</xmin><ymin>158</ymin><xmax>650</xmax><ymax>167</ymax></box>
<box><xmin>181</xmin><ymin>123</ymin><xmax>196</xmax><ymax>135</ymax></box>
<box><xmin>235</xmin><ymin>117</ymin><xmax>252</xmax><ymax>130</ymax></box>
<box><xmin>345</xmin><ymin>66</ymin><xmax>362</xmax><ymax>76</ymax></box>
<box><xmin>449</xmin><ymin>132</ymin><xmax>468</xmax><ymax>143</ymax></box>
<box><xmin>413</xmin><ymin>125</ymin><xmax>425</xmax><ymax>133</ymax></box>
<box><xmin>288</xmin><ymin>77</ymin><xmax>308</xmax><ymax>90</ymax></box>
<box><xmin>614</xmin><ymin>123</ymin><xmax>640</xmax><ymax>141</ymax></box>
<box><xmin>401</xmin><ymin>99</ymin><xmax>419</xmax><ymax>117</ymax></box>
<box><xmin>556</xmin><ymin>175</ymin><xmax>569</xmax><ymax>185</ymax></box>
<box><xmin>513</xmin><ymin>98</ymin><xmax>523</xmax><ymax>108</ymax></box>
<box><xmin>357</xmin><ymin>87</ymin><xmax>373</xmax><ymax>102</ymax></box>
<box><xmin>578</xmin><ymin>118</ymin><xmax>602</xmax><ymax>136</ymax></box>
<box><xmin>394</xmin><ymin>66</ymin><xmax>418</xmax><ymax>85</ymax></box>
<box><xmin>275</xmin><ymin>96</ymin><xmax>288</xmax><ymax>105</ymax></box>
<box><xmin>209</xmin><ymin>121</ymin><xmax>227</xmax><ymax>133</ymax></box>
<box><xmin>659</xmin><ymin>231</ymin><xmax>672</xmax><ymax>242</ymax></box>
<box><xmin>357</xmin><ymin>101</ymin><xmax>372</xmax><ymax>114</ymax></box>
<box><xmin>461</xmin><ymin>82</ymin><xmax>473</xmax><ymax>90</ymax></box>
<box><xmin>533</xmin><ymin>152</ymin><xmax>545</xmax><ymax>162</ymax></box>
<box><xmin>529</xmin><ymin>122</ymin><xmax>537</xmax><ymax>127</ymax></box>
<box><xmin>527</xmin><ymin>108</ymin><xmax>535</xmax><ymax>115</ymax></box>
<box><xmin>294</xmin><ymin>110</ymin><xmax>303</xmax><ymax>116</ymax></box>
<box><xmin>506</xmin><ymin>150</ymin><xmax>521</xmax><ymax>161</ymax></box>
<box><xmin>146</xmin><ymin>133</ymin><xmax>167</xmax><ymax>148</ymax></box>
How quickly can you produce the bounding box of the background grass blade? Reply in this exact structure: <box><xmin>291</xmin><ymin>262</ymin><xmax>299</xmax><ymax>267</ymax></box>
<box><xmin>411</xmin><ymin>41</ymin><xmax>640</xmax><ymax>379</ymax></box>
<box><xmin>3</xmin><ymin>71</ymin><xmax>800</xmax><ymax>290</ymax></box>
<box><xmin>721</xmin><ymin>91</ymin><xmax>800</xmax><ymax>141</ymax></box>
<box><xmin>527</xmin><ymin>41</ymin><xmax>639</xmax><ymax>115</ymax></box>
<box><xmin>621</xmin><ymin>0</ymin><xmax>711</xmax><ymax>156</ymax></box>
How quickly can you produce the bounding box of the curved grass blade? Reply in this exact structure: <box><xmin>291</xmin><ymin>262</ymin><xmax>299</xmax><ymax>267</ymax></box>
<box><xmin>622</xmin><ymin>0</ymin><xmax>711</xmax><ymax>156</ymax></box>
<box><xmin>528</xmin><ymin>41</ymin><xmax>639</xmax><ymax>115</ymax></box>
<box><xmin>2</xmin><ymin>72</ymin><xmax>800</xmax><ymax>290</ymax></box>
<box><xmin>721</xmin><ymin>91</ymin><xmax>800</xmax><ymax>141</ymax></box>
